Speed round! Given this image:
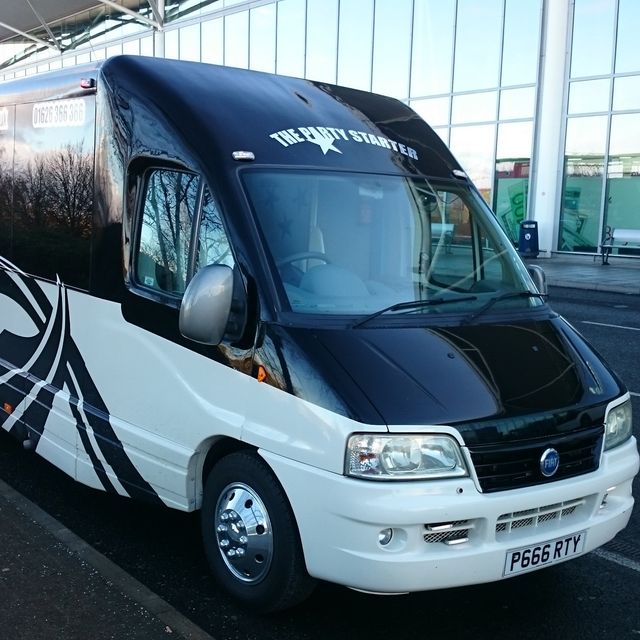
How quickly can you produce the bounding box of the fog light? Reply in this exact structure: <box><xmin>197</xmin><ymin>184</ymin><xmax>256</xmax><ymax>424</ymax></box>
<box><xmin>600</xmin><ymin>486</ymin><xmax>616</xmax><ymax>509</ymax></box>
<box><xmin>378</xmin><ymin>528</ymin><xmax>393</xmax><ymax>546</ymax></box>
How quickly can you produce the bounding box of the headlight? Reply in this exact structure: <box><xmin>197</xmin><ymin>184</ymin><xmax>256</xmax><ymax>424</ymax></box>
<box><xmin>604</xmin><ymin>400</ymin><xmax>633</xmax><ymax>450</ymax></box>
<box><xmin>346</xmin><ymin>434</ymin><xmax>468</xmax><ymax>480</ymax></box>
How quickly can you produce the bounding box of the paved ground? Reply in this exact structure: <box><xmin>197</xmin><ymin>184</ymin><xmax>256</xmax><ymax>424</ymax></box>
<box><xmin>529</xmin><ymin>253</ymin><xmax>640</xmax><ymax>295</ymax></box>
<box><xmin>0</xmin><ymin>478</ymin><xmax>214</xmax><ymax>640</ymax></box>
<box><xmin>0</xmin><ymin>251</ymin><xmax>638</xmax><ymax>639</ymax></box>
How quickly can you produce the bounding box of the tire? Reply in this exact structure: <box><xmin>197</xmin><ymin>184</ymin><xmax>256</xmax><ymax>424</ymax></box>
<box><xmin>201</xmin><ymin>450</ymin><xmax>316</xmax><ymax>613</ymax></box>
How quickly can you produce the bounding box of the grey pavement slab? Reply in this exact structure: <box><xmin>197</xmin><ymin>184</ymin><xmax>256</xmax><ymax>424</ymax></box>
<box><xmin>0</xmin><ymin>479</ymin><xmax>213</xmax><ymax>640</ymax></box>
<box><xmin>528</xmin><ymin>254</ymin><xmax>640</xmax><ymax>296</ymax></box>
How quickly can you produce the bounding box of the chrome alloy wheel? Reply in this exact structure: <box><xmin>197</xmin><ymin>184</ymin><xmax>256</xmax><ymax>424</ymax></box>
<box><xmin>214</xmin><ymin>482</ymin><xmax>273</xmax><ymax>583</ymax></box>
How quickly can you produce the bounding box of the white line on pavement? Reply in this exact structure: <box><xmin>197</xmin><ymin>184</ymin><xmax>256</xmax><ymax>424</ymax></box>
<box><xmin>581</xmin><ymin>321</ymin><xmax>640</xmax><ymax>331</ymax></box>
<box><xmin>630</xmin><ymin>392</ymin><xmax>640</xmax><ymax>397</ymax></box>
<box><xmin>594</xmin><ymin>548</ymin><xmax>640</xmax><ymax>574</ymax></box>
<box><xmin>581</xmin><ymin>320</ymin><xmax>640</xmax><ymax>331</ymax></box>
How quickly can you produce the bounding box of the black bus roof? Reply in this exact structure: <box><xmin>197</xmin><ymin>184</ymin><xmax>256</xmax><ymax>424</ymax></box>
<box><xmin>1</xmin><ymin>55</ymin><xmax>464</xmax><ymax>179</ymax></box>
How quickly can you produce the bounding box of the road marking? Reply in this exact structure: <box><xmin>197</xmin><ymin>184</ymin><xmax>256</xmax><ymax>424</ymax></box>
<box><xmin>581</xmin><ymin>321</ymin><xmax>640</xmax><ymax>331</ymax></box>
<box><xmin>594</xmin><ymin>548</ymin><xmax>640</xmax><ymax>574</ymax></box>
<box><xmin>631</xmin><ymin>392</ymin><xmax>640</xmax><ymax>398</ymax></box>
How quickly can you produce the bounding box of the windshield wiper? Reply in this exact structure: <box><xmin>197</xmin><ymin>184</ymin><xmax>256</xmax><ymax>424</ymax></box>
<box><xmin>352</xmin><ymin>296</ymin><xmax>478</xmax><ymax>329</ymax></box>
<box><xmin>461</xmin><ymin>290</ymin><xmax>547</xmax><ymax>325</ymax></box>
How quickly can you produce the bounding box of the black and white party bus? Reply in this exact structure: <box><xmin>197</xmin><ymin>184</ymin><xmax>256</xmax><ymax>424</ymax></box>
<box><xmin>0</xmin><ymin>56</ymin><xmax>637</xmax><ymax>612</ymax></box>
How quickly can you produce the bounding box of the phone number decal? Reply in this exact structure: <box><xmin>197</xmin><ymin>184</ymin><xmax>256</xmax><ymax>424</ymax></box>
<box><xmin>32</xmin><ymin>99</ymin><xmax>86</xmax><ymax>128</ymax></box>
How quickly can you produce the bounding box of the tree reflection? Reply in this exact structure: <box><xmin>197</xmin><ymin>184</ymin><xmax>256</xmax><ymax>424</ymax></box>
<box><xmin>139</xmin><ymin>169</ymin><xmax>199</xmax><ymax>294</ymax></box>
<box><xmin>11</xmin><ymin>142</ymin><xmax>93</xmax><ymax>288</ymax></box>
<box><xmin>0</xmin><ymin>147</ymin><xmax>13</xmax><ymax>256</ymax></box>
<box><xmin>138</xmin><ymin>170</ymin><xmax>233</xmax><ymax>295</ymax></box>
<box><xmin>0</xmin><ymin>149</ymin><xmax>10</xmax><ymax>208</ymax></box>
<box><xmin>14</xmin><ymin>142</ymin><xmax>93</xmax><ymax>236</ymax></box>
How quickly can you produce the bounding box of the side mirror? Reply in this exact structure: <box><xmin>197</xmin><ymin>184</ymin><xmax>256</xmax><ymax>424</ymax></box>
<box><xmin>527</xmin><ymin>264</ymin><xmax>547</xmax><ymax>295</ymax></box>
<box><xmin>179</xmin><ymin>265</ymin><xmax>233</xmax><ymax>345</ymax></box>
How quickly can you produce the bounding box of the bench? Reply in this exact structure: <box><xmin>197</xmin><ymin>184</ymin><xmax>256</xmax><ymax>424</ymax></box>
<box><xmin>432</xmin><ymin>223</ymin><xmax>455</xmax><ymax>254</ymax></box>
<box><xmin>599</xmin><ymin>226</ymin><xmax>640</xmax><ymax>264</ymax></box>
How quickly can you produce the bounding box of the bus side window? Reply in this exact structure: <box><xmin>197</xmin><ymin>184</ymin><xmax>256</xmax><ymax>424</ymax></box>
<box><xmin>136</xmin><ymin>168</ymin><xmax>199</xmax><ymax>296</ymax></box>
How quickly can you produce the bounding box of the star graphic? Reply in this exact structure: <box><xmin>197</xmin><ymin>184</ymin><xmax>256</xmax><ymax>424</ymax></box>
<box><xmin>306</xmin><ymin>130</ymin><xmax>342</xmax><ymax>155</ymax></box>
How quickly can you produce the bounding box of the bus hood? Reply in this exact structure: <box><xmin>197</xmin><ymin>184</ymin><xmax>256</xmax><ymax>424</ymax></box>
<box><xmin>310</xmin><ymin>317</ymin><xmax>623</xmax><ymax>445</ymax></box>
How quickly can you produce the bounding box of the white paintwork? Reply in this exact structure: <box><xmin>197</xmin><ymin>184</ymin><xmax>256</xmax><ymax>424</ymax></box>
<box><xmin>1</xmin><ymin>270</ymin><xmax>638</xmax><ymax>593</ymax></box>
<box><xmin>263</xmin><ymin>437</ymin><xmax>638</xmax><ymax>592</ymax></box>
<box><xmin>51</xmin><ymin>284</ymin><xmax>383</xmax><ymax>509</ymax></box>
<box><xmin>33</xmin><ymin>386</ymin><xmax>77</xmax><ymax>479</ymax></box>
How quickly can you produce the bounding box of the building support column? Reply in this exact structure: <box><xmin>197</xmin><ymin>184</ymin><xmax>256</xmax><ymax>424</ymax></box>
<box><xmin>152</xmin><ymin>0</ymin><xmax>165</xmax><ymax>58</ymax></box>
<box><xmin>529</xmin><ymin>0</ymin><xmax>571</xmax><ymax>256</ymax></box>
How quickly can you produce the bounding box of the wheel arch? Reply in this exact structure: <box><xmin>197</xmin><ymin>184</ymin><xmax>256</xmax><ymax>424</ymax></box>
<box><xmin>192</xmin><ymin>436</ymin><xmax>255</xmax><ymax>510</ymax></box>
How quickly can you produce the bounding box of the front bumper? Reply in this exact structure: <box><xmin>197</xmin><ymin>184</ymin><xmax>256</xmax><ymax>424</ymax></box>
<box><xmin>262</xmin><ymin>437</ymin><xmax>638</xmax><ymax>593</ymax></box>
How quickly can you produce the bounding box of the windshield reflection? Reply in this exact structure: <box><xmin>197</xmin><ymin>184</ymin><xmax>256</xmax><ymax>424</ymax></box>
<box><xmin>243</xmin><ymin>170</ymin><xmax>538</xmax><ymax>319</ymax></box>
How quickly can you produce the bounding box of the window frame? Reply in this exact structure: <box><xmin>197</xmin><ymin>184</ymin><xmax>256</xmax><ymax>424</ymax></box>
<box><xmin>129</xmin><ymin>163</ymin><xmax>232</xmax><ymax>305</ymax></box>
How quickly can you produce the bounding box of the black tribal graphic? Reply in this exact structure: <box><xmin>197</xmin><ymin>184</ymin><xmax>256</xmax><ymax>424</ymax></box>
<box><xmin>0</xmin><ymin>259</ymin><xmax>161</xmax><ymax>504</ymax></box>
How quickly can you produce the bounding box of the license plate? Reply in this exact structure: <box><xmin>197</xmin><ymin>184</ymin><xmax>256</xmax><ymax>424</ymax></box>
<box><xmin>504</xmin><ymin>531</ymin><xmax>587</xmax><ymax>576</ymax></box>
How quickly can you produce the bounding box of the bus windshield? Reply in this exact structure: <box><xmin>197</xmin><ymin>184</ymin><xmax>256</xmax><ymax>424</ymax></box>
<box><xmin>243</xmin><ymin>170</ymin><xmax>541</xmax><ymax>320</ymax></box>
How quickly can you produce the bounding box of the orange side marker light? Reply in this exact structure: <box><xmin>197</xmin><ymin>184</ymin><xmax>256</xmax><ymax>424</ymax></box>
<box><xmin>257</xmin><ymin>366</ymin><xmax>268</xmax><ymax>383</ymax></box>
<box><xmin>3</xmin><ymin>402</ymin><xmax>13</xmax><ymax>414</ymax></box>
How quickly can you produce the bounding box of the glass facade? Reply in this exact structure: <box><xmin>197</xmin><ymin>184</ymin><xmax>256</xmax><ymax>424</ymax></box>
<box><xmin>1</xmin><ymin>0</ymin><xmax>639</xmax><ymax>258</ymax></box>
<box><xmin>559</xmin><ymin>0</ymin><xmax>640</xmax><ymax>254</ymax></box>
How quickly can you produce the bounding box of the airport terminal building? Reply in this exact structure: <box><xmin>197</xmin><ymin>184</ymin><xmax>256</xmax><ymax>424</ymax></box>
<box><xmin>1</xmin><ymin>0</ymin><xmax>639</xmax><ymax>258</ymax></box>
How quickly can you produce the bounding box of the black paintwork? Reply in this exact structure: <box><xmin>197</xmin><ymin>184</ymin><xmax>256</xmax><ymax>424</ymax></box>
<box><xmin>0</xmin><ymin>72</ymin><xmax>94</xmax><ymax>107</ymax></box>
<box><xmin>0</xmin><ymin>78</ymin><xmax>95</xmax><ymax>289</ymax></box>
<box><xmin>95</xmin><ymin>55</ymin><xmax>459</xmax><ymax>177</ymax></box>
<box><xmin>87</xmin><ymin>55</ymin><xmax>471</xmax><ymax>380</ymax></box>
<box><xmin>255</xmin><ymin>315</ymin><xmax>623</xmax><ymax>445</ymax></box>
<box><xmin>89</xmin><ymin>55</ymin><xmax>463</xmax><ymax>309</ymax></box>
<box><xmin>1</xmin><ymin>55</ymin><xmax>466</xmax><ymax>350</ymax></box>
<box><xmin>0</xmin><ymin>56</ymin><xmax>626</xmax><ymax>461</ymax></box>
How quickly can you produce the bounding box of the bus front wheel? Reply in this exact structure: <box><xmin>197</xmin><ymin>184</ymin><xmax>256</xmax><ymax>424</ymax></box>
<box><xmin>201</xmin><ymin>450</ymin><xmax>316</xmax><ymax>612</ymax></box>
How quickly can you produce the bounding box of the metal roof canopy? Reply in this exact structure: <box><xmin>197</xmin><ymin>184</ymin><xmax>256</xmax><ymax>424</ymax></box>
<box><xmin>0</xmin><ymin>1</ymin><xmax>161</xmax><ymax>47</ymax></box>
